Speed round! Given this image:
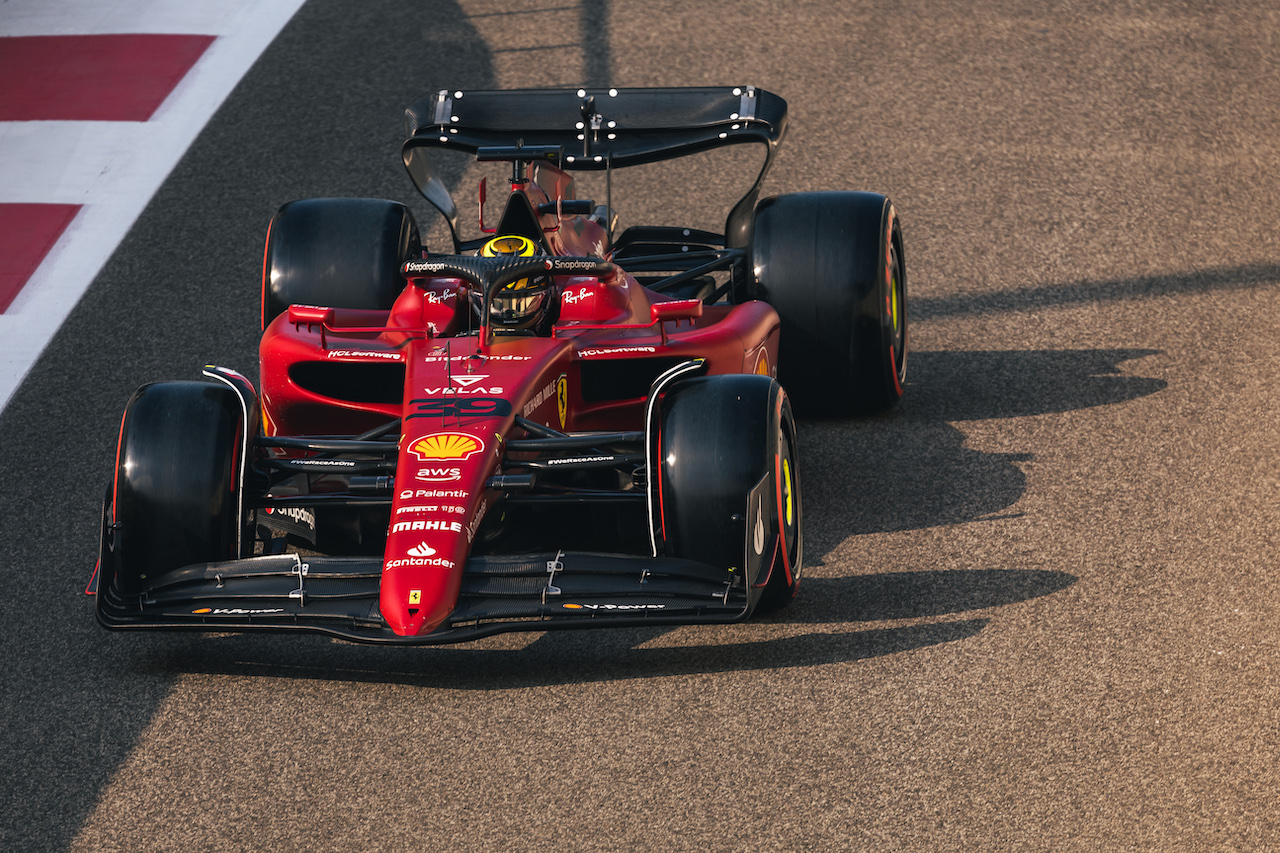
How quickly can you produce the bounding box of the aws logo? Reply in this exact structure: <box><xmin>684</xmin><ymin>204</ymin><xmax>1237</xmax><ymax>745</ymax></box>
<box><xmin>410</xmin><ymin>432</ymin><xmax>484</xmax><ymax>462</ymax></box>
<box><xmin>415</xmin><ymin>467</ymin><xmax>462</xmax><ymax>482</ymax></box>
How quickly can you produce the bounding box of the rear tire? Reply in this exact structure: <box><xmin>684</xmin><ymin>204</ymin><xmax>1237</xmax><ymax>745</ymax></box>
<box><xmin>102</xmin><ymin>382</ymin><xmax>246</xmax><ymax>597</ymax></box>
<box><xmin>657</xmin><ymin>374</ymin><xmax>803</xmax><ymax>613</ymax></box>
<box><xmin>751</xmin><ymin>191</ymin><xmax>907</xmax><ymax>416</ymax></box>
<box><xmin>261</xmin><ymin>197</ymin><xmax>420</xmax><ymax>329</ymax></box>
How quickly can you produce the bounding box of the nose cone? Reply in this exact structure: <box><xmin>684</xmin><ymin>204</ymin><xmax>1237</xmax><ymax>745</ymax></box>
<box><xmin>380</xmin><ymin>537</ymin><xmax>467</xmax><ymax>637</ymax></box>
<box><xmin>385</xmin><ymin>602</ymin><xmax>426</xmax><ymax>637</ymax></box>
<box><xmin>381</xmin><ymin>574</ymin><xmax>434</xmax><ymax>637</ymax></box>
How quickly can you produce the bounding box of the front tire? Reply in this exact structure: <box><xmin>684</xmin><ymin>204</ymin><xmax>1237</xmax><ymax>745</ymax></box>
<box><xmin>656</xmin><ymin>374</ymin><xmax>803</xmax><ymax>613</ymax></box>
<box><xmin>100</xmin><ymin>381</ymin><xmax>246</xmax><ymax>599</ymax></box>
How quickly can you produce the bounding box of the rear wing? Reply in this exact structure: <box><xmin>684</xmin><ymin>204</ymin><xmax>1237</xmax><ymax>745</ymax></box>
<box><xmin>402</xmin><ymin>86</ymin><xmax>789</xmax><ymax>250</ymax></box>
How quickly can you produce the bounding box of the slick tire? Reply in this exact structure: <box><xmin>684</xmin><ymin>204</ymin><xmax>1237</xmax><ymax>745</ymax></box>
<box><xmin>751</xmin><ymin>191</ymin><xmax>908</xmax><ymax>416</ymax></box>
<box><xmin>103</xmin><ymin>381</ymin><xmax>246</xmax><ymax>598</ymax></box>
<box><xmin>261</xmin><ymin>197</ymin><xmax>421</xmax><ymax>329</ymax></box>
<box><xmin>657</xmin><ymin>374</ymin><xmax>803</xmax><ymax>613</ymax></box>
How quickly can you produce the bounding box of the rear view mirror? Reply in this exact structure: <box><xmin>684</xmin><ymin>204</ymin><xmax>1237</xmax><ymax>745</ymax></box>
<box><xmin>650</xmin><ymin>299</ymin><xmax>703</xmax><ymax>323</ymax></box>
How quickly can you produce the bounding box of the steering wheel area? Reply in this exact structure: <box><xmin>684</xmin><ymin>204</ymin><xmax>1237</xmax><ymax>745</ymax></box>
<box><xmin>402</xmin><ymin>255</ymin><xmax>617</xmax><ymax>343</ymax></box>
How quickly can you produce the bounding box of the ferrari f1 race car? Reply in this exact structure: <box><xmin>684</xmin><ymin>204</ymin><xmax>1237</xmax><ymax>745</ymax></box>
<box><xmin>90</xmin><ymin>86</ymin><xmax>908</xmax><ymax>644</ymax></box>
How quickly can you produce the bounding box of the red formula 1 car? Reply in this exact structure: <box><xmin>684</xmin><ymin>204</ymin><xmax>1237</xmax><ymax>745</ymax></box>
<box><xmin>90</xmin><ymin>87</ymin><xmax>907</xmax><ymax>644</ymax></box>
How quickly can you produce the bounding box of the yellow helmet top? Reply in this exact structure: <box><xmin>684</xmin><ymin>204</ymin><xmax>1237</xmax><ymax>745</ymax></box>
<box><xmin>481</xmin><ymin>235</ymin><xmax>539</xmax><ymax>292</ymax></box>
<box><xmin>479</xmin><ymin>235</ymin><xmax>548</xmax><ymax>327</ymax></box>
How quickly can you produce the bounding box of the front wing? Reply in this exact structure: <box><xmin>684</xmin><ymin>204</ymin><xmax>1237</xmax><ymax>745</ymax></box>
<box><xmin>94</xmin><ymin>547</ymin><xmax>769</xmax><ymax>645</ymax></box>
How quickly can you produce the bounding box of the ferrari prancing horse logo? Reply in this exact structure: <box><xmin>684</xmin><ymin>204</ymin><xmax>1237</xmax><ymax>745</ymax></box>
<box><xmin>556</xmin><ymin>374</ymin><xmax>568</xmax><ymax>430</ymax></box>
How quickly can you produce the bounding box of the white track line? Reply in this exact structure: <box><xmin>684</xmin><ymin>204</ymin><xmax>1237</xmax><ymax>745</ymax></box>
<box><xmin>0</xmin><ymin>0</ymin><xmax>308</xmax><ymax>413</ymax></box>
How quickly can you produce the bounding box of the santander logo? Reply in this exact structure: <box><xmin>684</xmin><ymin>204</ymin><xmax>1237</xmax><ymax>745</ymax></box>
<box><xmin>408</xmin><ymin>542</ymin><xmax>436</xmax><ymax>557</ymax></box>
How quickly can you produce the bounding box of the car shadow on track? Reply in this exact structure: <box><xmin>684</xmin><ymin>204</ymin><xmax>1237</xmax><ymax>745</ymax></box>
<box><xmin>156</xmin><ymin>568</ymin><xmax>1074</xmax><ymax>688</ymax></box>
<box><xmin>802</xmin><ymin>348</ymin><xmax>1166</xmax><ymax>541</ymax></box>
<box><xmin>907</xmin><ymin>348</ymin><xmax>1167</xmax><ymax>421</ymax></box>
<box><xmin>156</xmin><ymin>348</ymin><xmax>1155</xmax><ymax>688</ymax></box>
<box><xmin>911</xmin><ymin>263</ymin><xmax>1280</xmax><ymax>320</ymax></box>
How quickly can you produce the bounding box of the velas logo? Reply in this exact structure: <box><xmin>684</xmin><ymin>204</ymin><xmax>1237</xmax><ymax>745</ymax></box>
<box><xmin>410</xmin><ymin>432</ymin><xmax>484</xmax><ymax>462</ymax></box>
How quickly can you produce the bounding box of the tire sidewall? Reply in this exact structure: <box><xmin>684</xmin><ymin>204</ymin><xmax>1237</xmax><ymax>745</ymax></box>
<box><xmin>657</xmin><ymin>374</ymin><xmax>802</xmax><ymax>612</ymax></box>
<box><xmin>107</xmin><ymin>382</ymin><xmax>244</xmax><ymax>595</ymax></box>
<box><xmin>750</xmin><ymin>191</ymin><xmax>907</xmax><ymax>415</ymax></box>
<box><xmin>261</xmin><ymin>198</ymin><xmax>420</xmax><ymax>329</ymax></box>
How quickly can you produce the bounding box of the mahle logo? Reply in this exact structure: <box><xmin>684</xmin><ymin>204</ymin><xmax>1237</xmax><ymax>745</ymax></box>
<box><xmin>410</xmin><ymin>432</ymin><xmax>483</xmax><ymax>462</ymax></box>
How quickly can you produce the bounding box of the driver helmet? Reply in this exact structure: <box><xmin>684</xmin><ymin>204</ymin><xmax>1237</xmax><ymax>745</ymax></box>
<box><xmin>480</xmin><ymin>235</ymin><xmax>548</xmax><ymax>328</ymax></box>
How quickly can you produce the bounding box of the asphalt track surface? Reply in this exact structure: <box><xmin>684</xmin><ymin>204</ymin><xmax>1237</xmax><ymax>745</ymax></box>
<box><xmin>3</xmin><ymin>1</ymin><xmax>1279</xmax><ymax>850</ymax></box>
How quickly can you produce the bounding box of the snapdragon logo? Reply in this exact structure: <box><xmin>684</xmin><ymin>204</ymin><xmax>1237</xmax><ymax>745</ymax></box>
<box><xmin>265</xmin><ymin>506</ymin><xmax>316</xmax><ymax>529</ymax></box>
<box><xmin>547</xmin><ymin>259</ymin><xmax>601</xmax><ymax>272</ymax></box>
<box><xmin>404</xmin><ymin>260</ymin><xmax>450</xmax><ymax>274</ymax></box>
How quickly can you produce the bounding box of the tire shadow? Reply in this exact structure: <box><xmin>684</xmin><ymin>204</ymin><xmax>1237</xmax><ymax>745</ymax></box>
<box><xmin>801</xmin><ymin>348</ymin><xmax>1166</xmax><ymax>540</ymax></box>
<box><xmin>157</xmin><ymin>619</ymin><xmax>992</xmax><ymax>688</ymax></box>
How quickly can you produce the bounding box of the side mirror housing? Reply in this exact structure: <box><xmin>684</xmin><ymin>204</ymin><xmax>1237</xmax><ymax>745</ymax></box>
<box><xmin>650</xmin><ymin>299</ymin><xmax>703</xmax><ymax>324</ymax></box>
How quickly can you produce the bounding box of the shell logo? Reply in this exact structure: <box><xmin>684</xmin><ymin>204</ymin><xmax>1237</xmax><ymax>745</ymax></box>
<box><xmin>410</xmin><ymin>432</ymin><xmax>484</xmax><ymax>462</ymax></box>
